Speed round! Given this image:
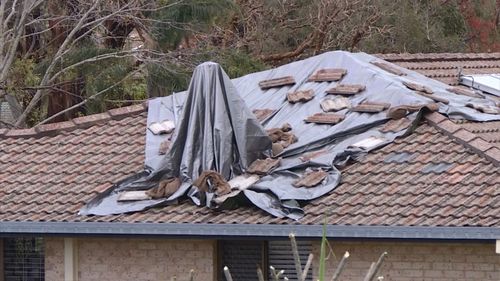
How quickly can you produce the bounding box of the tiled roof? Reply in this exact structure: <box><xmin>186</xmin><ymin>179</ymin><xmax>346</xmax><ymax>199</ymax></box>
<box><xmin>379</xmin><ymin>53</ymin><xmax>500</xmax><ymax>150</ymax></box>
<box><xmin>377</xmin><ymin>52</ymin><xmax>500</xmax><ymax>86</ymax></box>
<box><xmin>0</xmin><ymin>115</ymin><xmax>498</xmax><ymax>226</ymax></box>
<box><xmin>0</xmin><ymin>53</ymin><xmax>499</xmax><ymax>228</ymax></box>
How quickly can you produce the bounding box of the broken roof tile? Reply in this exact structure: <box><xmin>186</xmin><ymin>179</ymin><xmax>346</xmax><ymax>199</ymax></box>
<box><xmin>293</xmin><ymin>170</ymin><xmax>328</xmax><ymax>188</ymax></box>
<box><xmin>252</xmin><ymin>109</ymin><xmax>275</xmax><ymax>122</ymax></box>
<box><xmin>326</xmin><ymin>84</ymin><xmax>365</xmax><ymax>95</ymax></box>
<box><xmin>308</xmin><ymin>68</ymin><xmax>347</xmax><ymax>82</ymax></box>
<box><xmin>148</xmin><ymin>120</ymin><xmax>175</xmax><ymax>135</ymax></box>
<box><xmin>465</xmin><ymin>103</ymin><xmax>500</xmax><ymax>114</ymax></box>
<box><xmin>287</xmin><ymin>89</ymin><xmax>315</xmax><ymax>103</ymax></box>
<box><xmin>321</xmin><ymin>97</ymin><xmax>351</xmax><ymax>112</ymax></box>
<box><xmin>147</xmin><ymin>177</ymin><xmax>181</xmax><ymax>199</ymax></box>
<box><xmin>247</xmin><ymin>158</ymin><xmax>281</xmax><ymax>175</ymax></box>
<box><xmin>304</xmin><ymin>113</ymin><xmax>345</xmax><ymax>125</ymax></box>
<box><xmin>447</xmin><ymin>87</ymin><xmax>484</xmax><ymax>98</ymax></box>
<box><xmin>299</xmin><ymin>149</ymin><xmax>328</xmax><ymax>162</ymax></box>
<box><xmin>351</xmin><ymin>102</ymin><xmax>390</xmax><ymax>113</ymax></box>
<box><xmin>118</xmin><ymin>191</ymin><xmax>151</xmax><ymax>202</ymax></box>
<box><xmin>387</xmin><ymin>103</ymin><xmax>439</xmax><ymax>119</ymax></box>
<box><xmin>259</xmin><ymin>76</ymin><xmax>296</xmax><ymax>89</ymax></box>
<box><xmin>350</xmin><ymin>136</ymin><xmax>387</xmax><ymax>150</ymax></box>
<box><xmin>415</xmin><ymin>91</ymin><xmax>449</xmax><ymax>104</ymax></box>
<box><xmin>380</xmin><ymin>117</ymin><xmax>413</xmax><ymax>133</ymax></box>
<box><xmin>193</xmin><ymin>171</ymin><xmax>231</xmax><ymax>195</ymax></box>
<box><xmin>403</xmin><ymin>81</ymin><xmax>434</xmax><ymax>94</ymax></box>
<box><xmin>370</xmin><ymin>61</ymin><xmax>406</xmax><ymax>76</ymax></box>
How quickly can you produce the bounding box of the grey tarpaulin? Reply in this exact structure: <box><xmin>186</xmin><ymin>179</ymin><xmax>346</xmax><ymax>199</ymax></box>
<box><xmin>80</xmin><ymin>51</ymin><xmax>500</xmax><ymax>219</ymax></box>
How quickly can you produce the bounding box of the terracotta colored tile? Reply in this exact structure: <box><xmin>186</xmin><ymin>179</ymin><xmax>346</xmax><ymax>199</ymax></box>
<box><xmin>258</xmin><ymin>76</ymin><xmax>295</xmax><ymax>89</ymax></box>
<box><xmin>108</xmin><ymin>103</ymin><xmax>145</xmax><ymax>118</ymax></box>
<box><xmin>326</xmin><ymin>84</ymin><xmax>365</xmax><ymax>95</ymax></box>
<box><xmin>403</xmin><ymin>81</ymin><xmax>433</xmax><ymax>94</ymax></box>
<box><xmin>247</xmin><ymin>158</ymin><xmax>281</xmax><ymax>175</ymax></box>
<box><xmin>454</xmin><ymin>129</ymin><xmax>477</xmax><ymax>142</ymax></box>
<box><xmin>370</xmin><ymin>61</ymin><xmax>406</xmax><ymax>76</ymax></box>
<box><xmin>287</xmin><ymin>89</ymin><xmax>314</xmax><ymax>103</ymax></box>
<box><xmin>252</xmin><ymin>109</ymin><xmax>274</xmax><ymax>122</ymax></box>
<box><xmin>304</xmin><ymin>113</ymin><xmax>345</xmax><ymax>125</ymax></box>
<box><xmin>308</xmin><ymin>68</ymin><xmax>347</xmax><ymax>82</ymax></box>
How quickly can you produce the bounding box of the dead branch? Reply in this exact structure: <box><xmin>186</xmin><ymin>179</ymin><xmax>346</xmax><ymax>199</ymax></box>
<box><xmin>363</xmin><ymin>252</ymin><xmax>388</xmax><ymax>281</ymax></box>
<box><xmin>330</xmin><ymin>251</ymin><xmax>350</xmax><ymax>281</ymax></box>
<box><xmin>15</xmin><ymin>0</ymin><xmax>103</xmax><ymax>126</ymax></box>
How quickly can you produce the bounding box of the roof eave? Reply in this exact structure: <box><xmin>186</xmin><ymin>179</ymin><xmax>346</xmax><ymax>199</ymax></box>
<box><xmin>1</xmin><ymin>222</ymin><xmax>498</xmax><ymax>240</ymax></box>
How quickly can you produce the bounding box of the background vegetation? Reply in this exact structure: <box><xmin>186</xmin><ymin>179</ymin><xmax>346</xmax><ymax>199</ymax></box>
<box><xmin>1</xmin><ymin>0</ymin><xmax>500</xmax><ymax>127</ymax></box>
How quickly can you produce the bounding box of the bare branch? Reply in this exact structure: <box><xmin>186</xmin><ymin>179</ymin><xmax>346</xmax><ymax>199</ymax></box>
<box><xmin>15</xmin><ymin>0</ymin><xmax>102</xmax><ymax>126</ymax></box>
<box><xmin>36</xmin><ymin>66</ymin><xmax>142</xmax><ymax>125</ymax></box>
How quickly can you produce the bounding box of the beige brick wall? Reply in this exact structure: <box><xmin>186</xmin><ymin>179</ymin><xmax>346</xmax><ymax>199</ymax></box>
<box><xmin>312</xmin><ymin>241</ymin><xmax>500</xmax><ymax>281</ymax></box>
<box><xmin>45</xmin><ymin>238</ymin><xmax>65</xmax><ymax>281</ymax></box>
<box><xmin>45</xmin><ymin>237</ymin><xmax>215</xmax><ymax>281</ymax></box>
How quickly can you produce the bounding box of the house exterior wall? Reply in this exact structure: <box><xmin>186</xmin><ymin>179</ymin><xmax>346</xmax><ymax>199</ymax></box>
<box><xmin>311</xmin><ymin>240</ymin><xmax>500</xmax><ymax>281</ymax></box>
<box><xmin>43</xmin><ymin>237</ymin><xmax>500</xmax><ymax>281</ymax></box>
<box><xmin>45</xmin><ymin>237</ymin><xmax>215</xmax><ymax>281</ymax></box>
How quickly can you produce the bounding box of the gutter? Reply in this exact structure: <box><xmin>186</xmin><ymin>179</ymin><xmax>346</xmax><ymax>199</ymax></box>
<box><xmin>0</xmin><ymin>222</ymin><xmax>499</xmax><ymax>240</ymax></box>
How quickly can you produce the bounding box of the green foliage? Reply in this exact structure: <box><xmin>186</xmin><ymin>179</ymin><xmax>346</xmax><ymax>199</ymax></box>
<box><xmin>152</xmin><ymin>0</ymin><xmax>236</xmax><ymax>50</ymax></box>
<box><xmin>147</xmin><ymin>63</ymin><xmax>191</xmax><ymax>97</ymax></box>
<box><xmin>146</xmin><ymin>48</ymin><xmax>267</xmax><ymax>97</ymax></box>
<box><xmin>196</xmin><ymin>49</ymin><xmax>268</xmax><ymax>78</ymax></box>
<box><xmin>358</xmin><ymin>0</ymin><xmax>468</xmax><ymax>53</ymax></box>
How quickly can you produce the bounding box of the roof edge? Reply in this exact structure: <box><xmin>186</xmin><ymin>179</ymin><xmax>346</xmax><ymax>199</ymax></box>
<box><xmin>425</xmin><ymin>112</ymin><xmax>500</xmax><ymax>166</ymax></box>
<box><xmin>376</xmin><ymin>52</ymin><xmax>500</xmax><ymax>62</ymax></box>
<box><xmin>0</xmin><ymin>102</ymin><xmax>148</xmax><ymax>138</ymax></box>
<box><xmin>0</xmin><ymin>222</ymin><xmax>498</xmax><ymax>240</ymax></box>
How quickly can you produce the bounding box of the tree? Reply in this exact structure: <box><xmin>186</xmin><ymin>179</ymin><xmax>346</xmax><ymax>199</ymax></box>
<box><xmin>0</xmin><ymin>0</ymin><xmax>234</xmax><ymax>127</ymax></box>
<box><xmin>208</xmin><ymin>0</ymin><xmax>390</xmax><ymax>64</ymax></box>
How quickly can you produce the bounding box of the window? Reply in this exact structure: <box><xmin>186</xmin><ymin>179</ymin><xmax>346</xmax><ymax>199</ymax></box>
<box><xmin>218</xmin><ymin>240</ymin><xmax>312</xmax><ymax>281</ymax></box>
<box><xmin>2</xmin><ymin>237</ymin><xmax>45</xmax><ymax>281</ymax></box>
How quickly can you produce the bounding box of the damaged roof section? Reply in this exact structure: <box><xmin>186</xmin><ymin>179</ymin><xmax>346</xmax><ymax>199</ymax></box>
<box><xmin>79</xmin><ymin>51</ymin><xmax>500</xmax><ymax>219</ymax></box>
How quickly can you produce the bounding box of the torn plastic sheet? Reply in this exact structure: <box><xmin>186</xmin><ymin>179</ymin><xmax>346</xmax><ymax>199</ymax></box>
<box><xmin>80</xmin><ymin>51</ymin><xmax>500</xmax><ymax>219</ymax></box>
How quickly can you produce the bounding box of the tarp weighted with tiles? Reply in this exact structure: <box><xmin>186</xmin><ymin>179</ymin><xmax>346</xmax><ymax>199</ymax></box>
<box><xmin>80</xmin><ymin>51</ymin><xmax>500</xmax><ymax>219</ymax></box>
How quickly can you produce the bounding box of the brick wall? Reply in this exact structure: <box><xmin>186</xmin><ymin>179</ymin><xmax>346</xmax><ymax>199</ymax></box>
<box><xmin>45</xmin><ymin>237</ymin><xmax>215</xmax><ymax>281</ymax></box>
<box><xmin>44</xmin><ymin>238</ymin><xmax>500</xmax><ymax>281</ymax></box>
<box><xmin>311</xmin><ymin>241</ymin><xmax>500</xmax><ymax>281</ymax></box>
<box><xmin>45</xmin><ymin>238</ymin><xmax>64</xmax><ymax>281</ymax></box>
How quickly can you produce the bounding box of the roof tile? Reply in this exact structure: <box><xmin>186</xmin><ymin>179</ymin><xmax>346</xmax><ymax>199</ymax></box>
<box><xmin>434</xmin><ymin>119</ymin><xmax>461</xmax><ymax>134</ymax></box>
<box><xmin>72</xmin><ymin>112</ymin><xmax>111</xmax><ymax>127</ymax></box>
<box><xmin>4</xmin><ymin>128</ymin><xmax>37</xmax><ymax>138</ymax></box>
<box><xmin>108</xmin><ymin>103</ymin><xmax>146</xmax><ymax>118</ymax></box>
<box><xmin>484</xmin><ymin>147</ymin><xmax>500</xmax><ymax>163</ymax></box>
<box><xmin>453</xmin><ymin>129</ymin><xmax>478</xmax><ymax>143</ymax></box>
<box><xmin>35</xmin><ymin>121</ymin><xmax>76</xmax><ymax>134</ymax></box>
<box><xmin>425</xmin><ymin>112</ymin><xmax>447</xmax><ymax>124</ymax></box>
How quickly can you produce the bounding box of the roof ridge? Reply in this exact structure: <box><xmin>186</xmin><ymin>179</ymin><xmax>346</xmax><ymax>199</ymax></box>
<box><xmin>0</xmin><ymin>102</ymin><xmax>148</xmax><ymax>138</ymax></box>
<box><xmin>425</xmin><ymin>112</ymin><xmax>500</xmax><ymax>166</ymax></box>
<box><xmin>376</xmin><ymin>52</ymin><xmax>500</xmax><ymax>62</ymax></box>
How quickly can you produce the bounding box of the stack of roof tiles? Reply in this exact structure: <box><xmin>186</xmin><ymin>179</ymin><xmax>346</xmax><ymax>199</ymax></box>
<box><xmin>0</xmin><ymin>53</ymin><xmax>499</xmax><ymax>226</ymax></box>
